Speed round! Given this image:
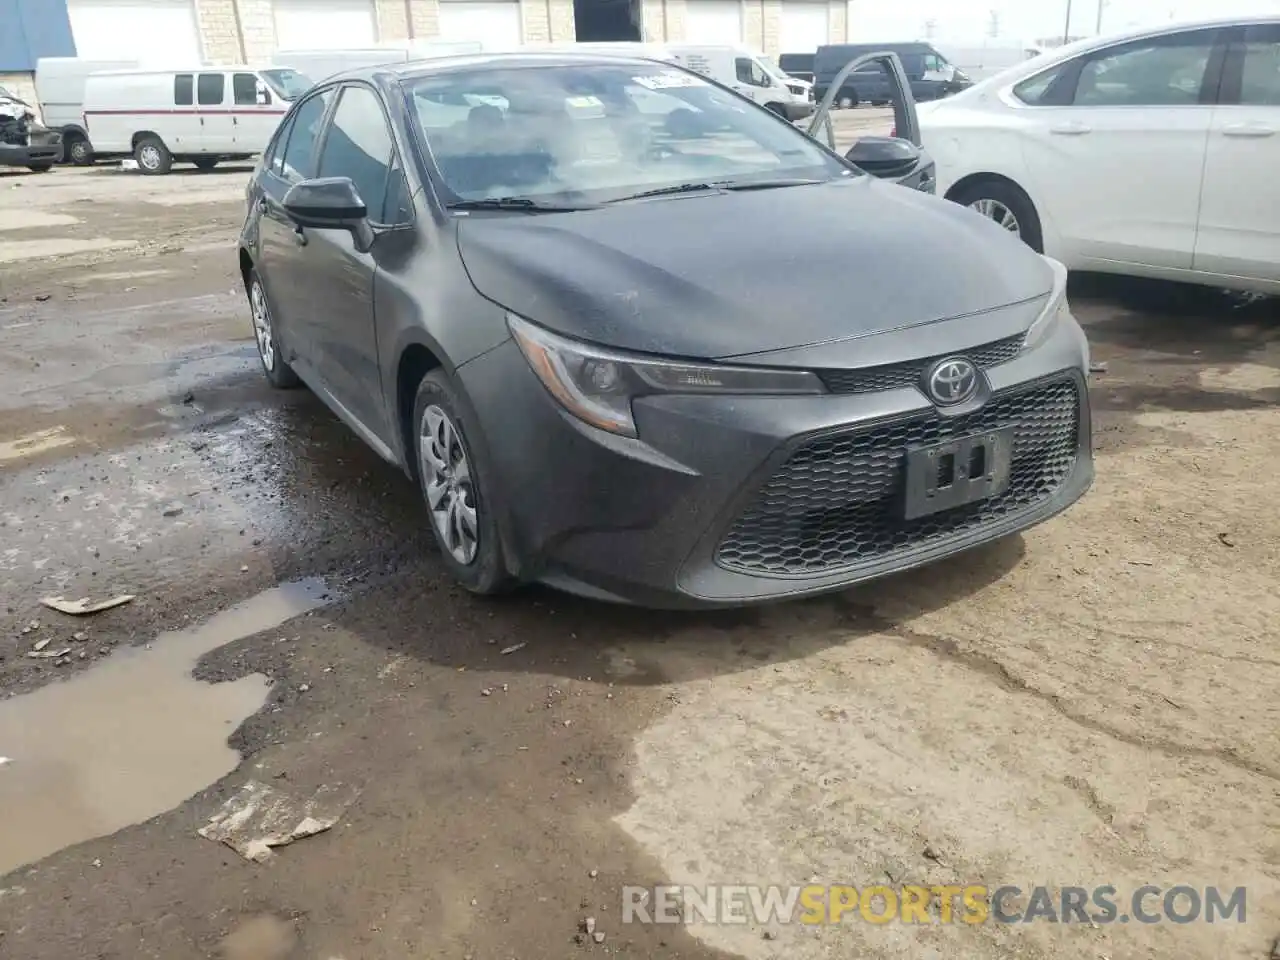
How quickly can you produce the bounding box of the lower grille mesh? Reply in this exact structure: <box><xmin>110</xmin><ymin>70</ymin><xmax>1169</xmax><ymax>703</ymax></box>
<box><xmin>715</xmin><ymin>377</ymin><xmax>1081</xmax><ymax>577</ymax></box>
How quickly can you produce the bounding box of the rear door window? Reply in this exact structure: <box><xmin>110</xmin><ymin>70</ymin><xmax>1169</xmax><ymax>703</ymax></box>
<box><xmin>197</xmin><ymin>73</ymin><xmax>226</xmax><ymax>106</ymax></box>
<box><xmin>174</xmin><ymin>74</ymin><xmax>193</xmax><ymax>106</ymax></box>
<box><xmin>1233</xmin><ymin>22</ymin><xmax>1280</xmax><ymax>105</ymax></box>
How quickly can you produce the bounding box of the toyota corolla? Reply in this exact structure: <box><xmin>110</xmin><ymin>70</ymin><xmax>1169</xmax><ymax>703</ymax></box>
<box><xmin>237</xmin><ymin>52</ymin><xmax>1094</xmax><ymax>608</ymax></box>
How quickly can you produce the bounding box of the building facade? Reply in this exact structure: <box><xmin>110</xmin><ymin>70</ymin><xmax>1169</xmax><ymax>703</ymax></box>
<box><xmin>3</xmin><ymin>0</ymin><xmax>851</xmax><ymax>104</ymax></box>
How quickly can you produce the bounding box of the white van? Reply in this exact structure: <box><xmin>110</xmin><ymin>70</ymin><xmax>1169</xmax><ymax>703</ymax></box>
<box><xmin>667</xmin><ymin>45</ymin><xmax>813</xmax><ymax>119</ymax></box>
<box><xmin>529</xmin><ymin>42</ymin><xmax>813</xmax><ymax>120</ymax></box>
<box><xmin>35</xmin><ymin>57</ymin><xmax>140</xmax><ymax>165</ymax></box>
<box><xmin>272</xmin><ymin>41</ymin><xmax>484</xmax><ymax>85</ymax></box>
<box><xmin>83</xmin><ymin>66</ymin><xmax>311</xmax><ymax>174</ymax></box>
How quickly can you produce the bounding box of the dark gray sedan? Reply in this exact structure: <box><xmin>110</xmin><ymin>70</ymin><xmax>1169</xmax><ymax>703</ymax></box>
<box><xmin>237</xmin><ymin>51</ymin><xmax>1093</xmax><ymax>608</ymax></box>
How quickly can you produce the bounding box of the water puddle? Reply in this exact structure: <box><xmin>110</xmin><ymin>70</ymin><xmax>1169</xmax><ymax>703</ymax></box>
<box><xmin>0</xmin><ymin>579</ymin><xmax>332</xmax><ymax>876</ymax></box>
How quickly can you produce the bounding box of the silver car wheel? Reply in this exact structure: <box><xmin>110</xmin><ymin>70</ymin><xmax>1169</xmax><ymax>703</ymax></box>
<box><xmin>970</xmin><ymin>197</ymin><xmax>1021</xmax><ymax>235</ymax></box>
<box><xmin>138</xmin><ymin>144</ymin><xmax>161</xmax><ymax>171</ymax></box>
<box><xmin>249</xmin><ymin>279</ymin><xmax>275</xmax><ymax>372</ymax></box>
<box><xmin>419</xmin><ymin>405</ymin><xmax>480</xmax><ymax>566</ymax></box>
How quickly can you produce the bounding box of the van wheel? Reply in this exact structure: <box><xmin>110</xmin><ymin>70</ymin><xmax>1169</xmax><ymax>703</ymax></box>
<box><xmin>193</xmin><ymin>158</ymin><xmax>219</xmax><ymax>171</ymax></box>
<box><xmin>134</xmin><ymin>136</ymin><xmax>172</xmax><ymax>175</ymax></box>
<box><xmin>66</xmin><ymin>136</ymin><xmax>94</xmax><ymax>166</ymax></box>
<box><xmin>765</xmin><ymin>101</ymin><xmax>787</xmax><ymax>118</ymax></box>
<box><xmin>950</xmin><ymin>179</ymin><xmax>1044</xmax><ymax>253</ymax></box>
<box><xmin>26</xmin><ymin>163</ymin><xmax>53</xmax><ymax>173</ymax></box>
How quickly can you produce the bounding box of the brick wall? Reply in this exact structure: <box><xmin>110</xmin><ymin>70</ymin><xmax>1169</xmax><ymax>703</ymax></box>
<box><xmin>519</xmin><ymin>0</ymin><xmax>576</xmax><ymax>44</ymax></box>
<box><xmin>635</xmin><ymin>0</ymin><xmax>845</xmax><ymax>51</ymax></box>
<box><xmin>192</xmin><ymin>0</ymin><xmax>570</xmax><ymax>61</ymax></box>
<box><xmin>195</xmin><ymin>0</ymin><xmax>244</xmax><ymax>64</ymax></box>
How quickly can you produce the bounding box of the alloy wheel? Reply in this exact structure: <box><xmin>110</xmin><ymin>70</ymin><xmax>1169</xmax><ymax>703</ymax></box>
<box><xmin>249</xmin><ymin>280</ymin><xmax>275</xmax><ymax>372</ymax></box>
<box><xmin>419</xmin><ymin>405</ymin><xmax>480</xmax><ymax>566</ymax></box>
<box><xmin>139</xmin><ymin>144</ymin><xmax>161</xmax><ymax>171</ymax></box>
<box><xmin>969</xmin><ymin>197</ymin><xmax>1021</xmax><ymax>235</ymax></box>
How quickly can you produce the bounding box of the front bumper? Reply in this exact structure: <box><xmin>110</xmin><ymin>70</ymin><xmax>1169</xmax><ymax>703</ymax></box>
<box><xmin>0</xmin><ymin>135</ymin><xmax>62</xmax><ymax>168</ymax></box>
<box><xmin>458</xmin><ymin>313</ymin><xmax>1093</xmax><ymax>609</ymax></box>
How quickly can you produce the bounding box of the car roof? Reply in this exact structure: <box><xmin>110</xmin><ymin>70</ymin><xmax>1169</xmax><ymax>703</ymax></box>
<box><xmin>324</xmin><ymin>51</ymin><xmax>678</xmax><ymax>85</ymax></box>
<box><xmin>1034</xmin><ymin>12</ymin><xmax>1280</xmax><ymax>64</ymax></box>
<box><xmin>943</xmin><ymin>12</ymin><xmax>1280</xmax><ymax>95</ymax></box>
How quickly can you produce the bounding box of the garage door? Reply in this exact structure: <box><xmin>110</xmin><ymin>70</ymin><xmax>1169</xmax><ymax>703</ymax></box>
<box><xmin>437</xmin><ymin>0</ymin><xmax>522</xmax><ymax>51</ymax></box>
<box><xmin>273</xmin><ymin>0</ymin><xmax>377</xmax><ymax>50</ymax></box>
<box><xmin>779</xmin><ymin>1</ymin><xmax>830</xmax><ymax>54</ymax></box>
<box><xmin>66</xmin><ymin>0</ymin><xmax>200</xmax><ymax>63</ymax></box>
<box><xmin>683</xmin><ymin>0</ymin><xmax>742</xmax><ymax>44</ymax></box>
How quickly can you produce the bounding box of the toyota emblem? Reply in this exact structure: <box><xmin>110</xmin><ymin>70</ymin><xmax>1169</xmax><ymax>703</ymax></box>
<box><xmin>926</xmin><ymin>357</ymin><xmax>978</xmax><ymax>405</ymax></box>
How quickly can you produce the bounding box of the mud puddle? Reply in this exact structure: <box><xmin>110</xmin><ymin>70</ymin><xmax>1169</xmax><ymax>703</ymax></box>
<box><xmin>0</xmin><ymin>579</ymin><xmax>332</xmax><ymax>876</ymax></box>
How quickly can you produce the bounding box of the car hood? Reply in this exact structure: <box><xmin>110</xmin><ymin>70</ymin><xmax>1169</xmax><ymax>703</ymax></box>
<box><xmin>455</xmin><ymin>177</ymin><xmax>1054</xmax><ymax>360</ymax></box>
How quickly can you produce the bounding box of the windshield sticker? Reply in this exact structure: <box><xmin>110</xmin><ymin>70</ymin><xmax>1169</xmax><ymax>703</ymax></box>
<box><xmin>633</xmin><ymin>72</ymin><xmax>706</xmax><ymax>90</ymax></box>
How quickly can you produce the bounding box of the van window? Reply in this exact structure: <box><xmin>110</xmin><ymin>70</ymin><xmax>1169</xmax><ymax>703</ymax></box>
<box><xmin>197</xmin><ymin>73</ymin><xmax>225</xmax><ymax>106</ymax></box>
<box><xmin>735</xmin><ymin>57</ymin><xmax>771</xmax><ymax>87</ymax></box>
<box><xmin>233</xmin><ymin>73</ymin><xmax>269</xmax><ymax>106</ymax></box>
<box><xmin>174</xmin><ymin>74</ymin><xmax>194</xmax><ymax>106</ymax></box>
<box><xmin>923</xmin><ymin>53</ymin><xmax>947</xmax><ymax>72</ymax></box>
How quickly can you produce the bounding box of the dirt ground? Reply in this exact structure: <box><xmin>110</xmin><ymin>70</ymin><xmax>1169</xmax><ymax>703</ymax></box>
<box><xmin>0</xmin><ymin>112</ymin><xmax>1277</xmax><ymax>960</ymax></box>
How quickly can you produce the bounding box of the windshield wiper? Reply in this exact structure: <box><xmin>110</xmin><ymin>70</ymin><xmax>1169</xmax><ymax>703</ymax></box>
<box><xmin>448</xmin><ymin>197</ymin><xmax>596</xmax><ymax>213</ymax></box>
<box><xmin>607</xmin><ymin>179</ymin><xmax>825</xmax><ymax>203</ymax></box>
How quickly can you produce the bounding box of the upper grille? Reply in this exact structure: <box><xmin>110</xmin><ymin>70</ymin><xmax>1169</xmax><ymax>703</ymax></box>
<box><xmin>715</xmin><ymin>376</ymin><xmax>1081</xmax><ymax>578</ymax></box>
<box><xmin>817</xmin><ymin>334</ymin><xmax>1025</xmax><ymax>395</ymax></box>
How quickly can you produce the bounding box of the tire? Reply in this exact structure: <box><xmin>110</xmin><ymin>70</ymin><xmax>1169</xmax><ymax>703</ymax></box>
<box><xmin>193</xmin><ymin>157</ymin><xmax>219</xmax><ymax>171</ymax></box>
<box><xmin>133</xmin><ymin>135</ymin><xmax>172</xmax><ymax>175</ymax></box>
<box><xmin>950</xmin><ymin>179</ymin><xmax>1044</xmax><ymax>253</ymax></box>
<box><xmin>26</xmin><ymin>163</ymin><xmax>53</xmax><ymax>173</ymax></box>
<box><xmin>411</xmin><ymin>370</ymin><xmax>512</xmax><ymax>596</ymax></box>
<box><xmin>765</xmin><ymin>101</ymin><xmax>787</xmax><ymax>118</ymax></box>
<box><xmin>66</xmin><ymin>137</ymin><xmax>94</xmax><ymax>166</ymax></box>
<box><xmin>245</xmin><ymin>268</ymin><xmax>301</xmax><ymax>389</ymax></box>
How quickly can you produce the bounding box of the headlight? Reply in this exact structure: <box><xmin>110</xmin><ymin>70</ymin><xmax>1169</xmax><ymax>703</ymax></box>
<box><xmin>1023</xmin><ymin>256</ymin><xmax>1070</xmax><ymax>353</ymax></box>
<box><xmin>508</xmin><ymin>313</ymin><xmax>825</xmax><ymax>437</ymax></box>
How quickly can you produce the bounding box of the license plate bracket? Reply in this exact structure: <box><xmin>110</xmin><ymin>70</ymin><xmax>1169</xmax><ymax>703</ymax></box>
<box><xmin>903</xmin><ymin>428</ymin><xmax>1014</xmax><ymax>520</ymax></box>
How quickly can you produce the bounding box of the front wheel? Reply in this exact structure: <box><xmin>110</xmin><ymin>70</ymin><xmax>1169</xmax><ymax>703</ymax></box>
<box><xmin>246</xmin><ymin>268</ymin><xmax>300</xmax><ymax>389</ymax></box>
<box><xmin>411</xmin><ymin>371</ymin><xmax>512</xmax><ymax>595</ymax></box>
<box><xmin>134</xmin><ymin>135</ymin><xmax>172</xmax><ymax>175</ymax></box>
<box><xmin>67</xmin><ymin>137</ymin><xmax>94</xmax><ymax>165</ymax></box>
<box><xmin>950</xmin><ymin>180</ymin><xmax>1044</xmax><ymax>253</ymax></box>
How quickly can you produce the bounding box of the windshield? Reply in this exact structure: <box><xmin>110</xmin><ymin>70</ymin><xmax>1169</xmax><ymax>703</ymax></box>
<box><xmin>406</xmin><ymin>62</ymin><xmax>848</xmax><ymax>206</ymax></box>
<box><xmin>261</xmin><ymin>68</ymin><xmax>313</xmax><ymax>101</ymax></box>
<box><xmin>758</xmin><ymin>55</ymin><xmax>791</xmax><ymax>82</ymax></box>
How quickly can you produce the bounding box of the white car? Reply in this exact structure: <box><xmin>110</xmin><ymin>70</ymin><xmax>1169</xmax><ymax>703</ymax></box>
<box><xmin>918</xmin><ymin>16</ymin><xmax>1280</xmax><ymax>294</ymax></box>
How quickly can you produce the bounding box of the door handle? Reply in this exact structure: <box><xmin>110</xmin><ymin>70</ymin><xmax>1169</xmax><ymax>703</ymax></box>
<box><xmin>1049</xmin><ymin>121</ymin><xmax>1091</xmax><ymax>135</ymax></box>
<box><xmin>1222</xmin><ymin>122</ymin><xmax>1275</xmax><ymax>138</ymax></box>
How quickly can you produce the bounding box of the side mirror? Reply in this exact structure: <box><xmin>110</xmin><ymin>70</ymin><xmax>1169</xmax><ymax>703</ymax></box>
<box><xmin>283</xmin><ymin>177</ymin><xmax>374</xmax><ymax>250</ymax></box>
<box><xmin>844</xmin><ymin>136</ymin><xmax>922</xmax><ymax>179</ymax></box>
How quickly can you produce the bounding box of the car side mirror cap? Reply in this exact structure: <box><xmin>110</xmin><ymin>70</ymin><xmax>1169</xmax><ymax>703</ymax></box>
<box><xmin>282</xmin><ymin>177</ymin><xmax>374</xmax><ymax>251</ymax></box>
<box><xmin>283</xmin><ymin>176</ymin><xmax>368</xmax><ymax>226</ymax></box>
<box><xmin>845</xmin><ymin>136</ymin><xmax>921</xmax><ymax>179</ymax></box>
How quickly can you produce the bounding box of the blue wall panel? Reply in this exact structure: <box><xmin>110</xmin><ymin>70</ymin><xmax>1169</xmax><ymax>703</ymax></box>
<box><xmin>0</xmin><ymin>0</ymin><xmax>76</xmax><ymax>72</ymax></box>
